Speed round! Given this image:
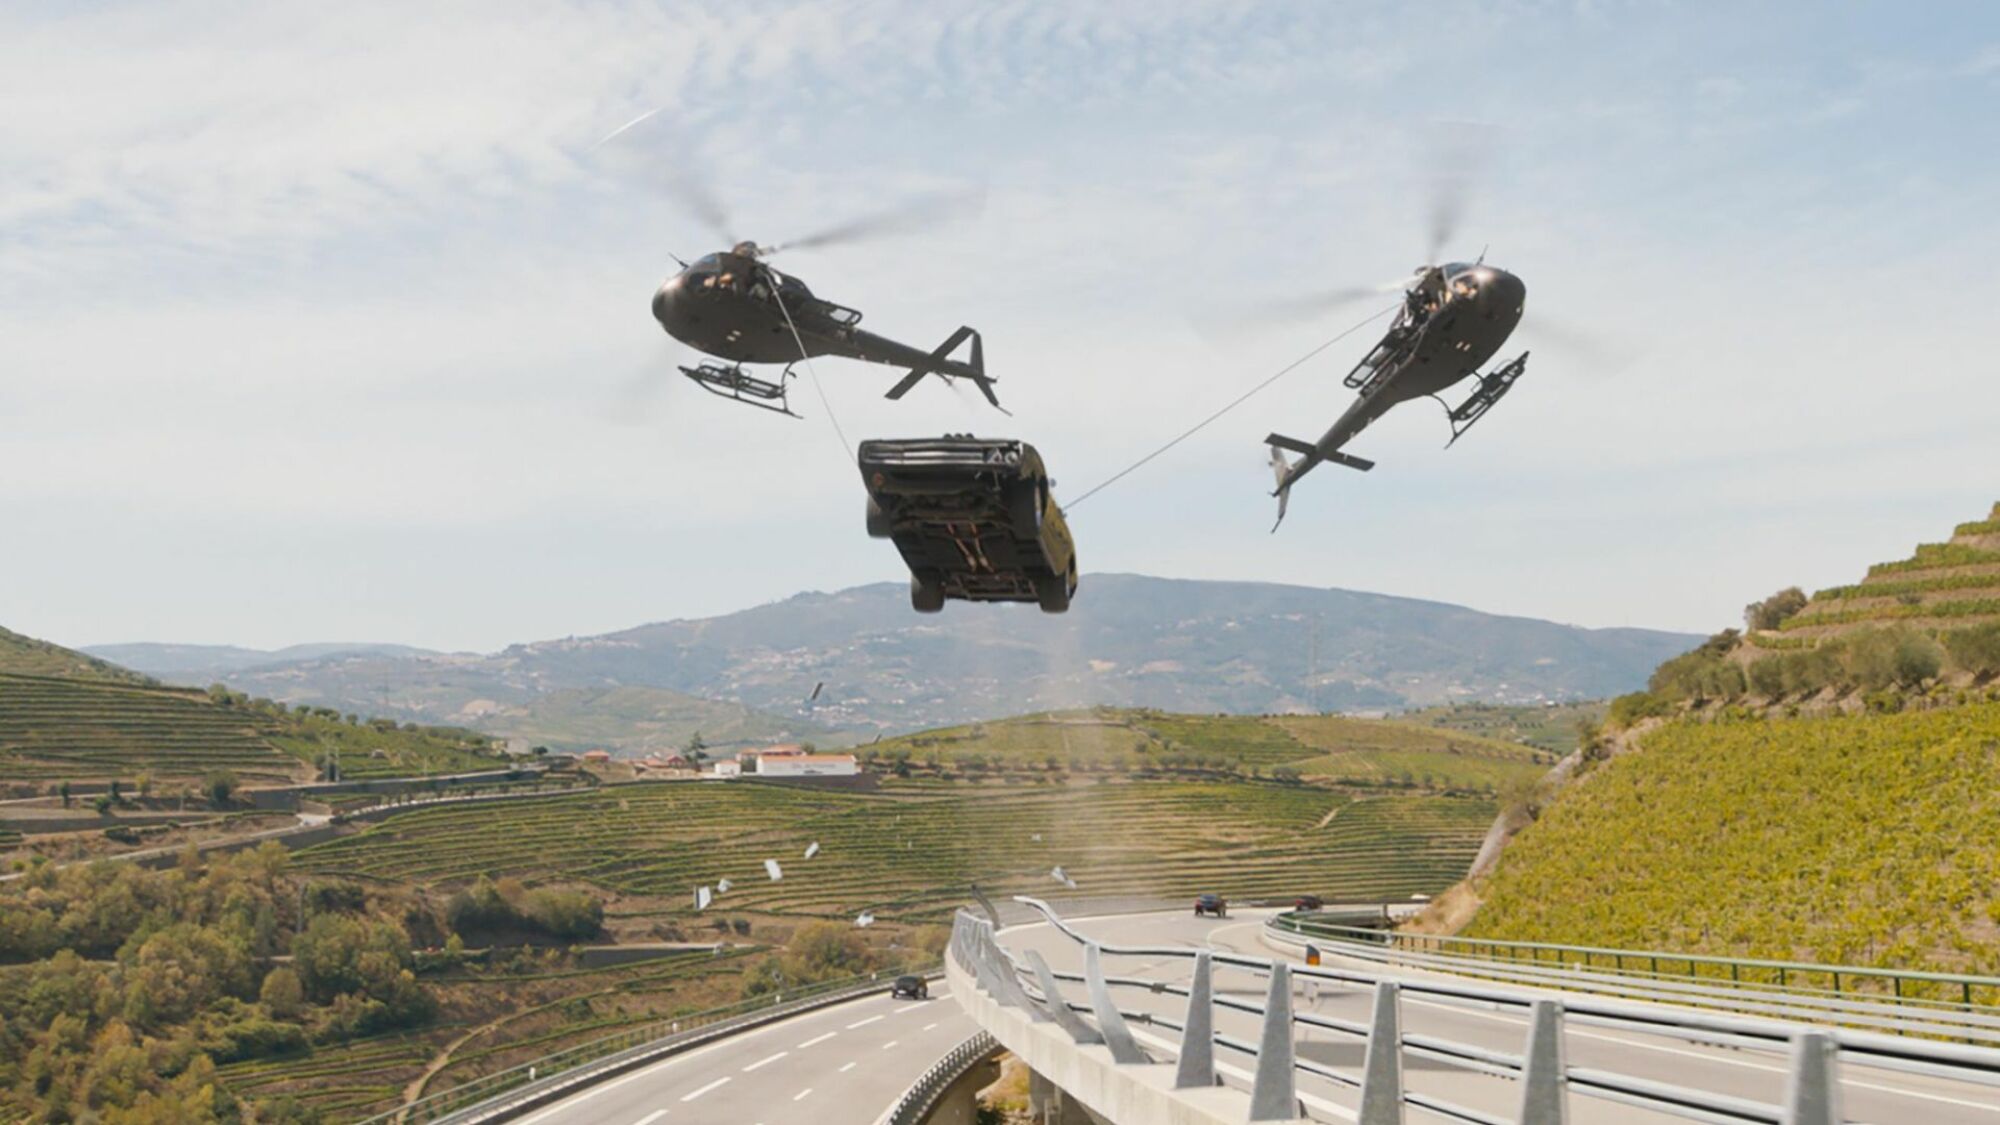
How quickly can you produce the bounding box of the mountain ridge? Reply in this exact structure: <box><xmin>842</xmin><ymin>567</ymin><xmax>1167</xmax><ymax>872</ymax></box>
<box><xmin>89</xmin><ymin>574</ymin><xmax>1697</xmax><ymax>746</ymax></box>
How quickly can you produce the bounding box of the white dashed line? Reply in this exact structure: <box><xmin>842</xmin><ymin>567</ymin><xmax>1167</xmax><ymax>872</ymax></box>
<box><xmin>742</xmin><ymin>1050</ymin><xmax>787</xmax><ymax>1072</ymax></box>
<box><xmin>797</xmin><ymin>1032</ymin><xmax>836</xmax><ymax>1049</ymax></box>
<box><xmin>921</xmin><ymin>1022</ymin><xmax>938</xmax><ymax>1031</ymax></box>
<box><xmin>882</xmin><ymin>1040</ymin><xmax>899</xmax><ymax>1050</ymax></box>
<box><xmin>838</xmin><ymin>1061</ymin><xmax>857</xmax><ymax>1073</ymax></box>
<box><xmin>679</xmin><ymin>1077</ymin><xmax>729</xmax><ymax>1102</ymax></box>
<box><xmin>894</xmin><ymin>1003</ymin><xmax>925</xmax><ymax>1013</ymax></box>
<box><xmin>634</xmin><ymin>1113</ymin><xmax>667</xmax><ymax>1125</ymax></box>
<box><xmin>793</xmin><ymin>1088</ymin><xmax>813</xmax><ymax>1102</ymax></box>
<box><xmin>846</xmin><ymin>1015</ymin><xmax>884</xmax><ymax>1029</ymax></box>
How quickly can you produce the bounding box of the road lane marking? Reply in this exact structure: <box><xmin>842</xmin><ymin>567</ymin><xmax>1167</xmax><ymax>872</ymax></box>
<box><xmin>846</xmin><ymin>1015</ymin><xmax>884</xmax><ymax>1029</ymax></box>
<box><xmin>797</xmin><ymin>1032</ymin><xmax>836</xmax><ymax>1049</ymax></box>
<box><xmin>882</xmin><ymin>1040</ymin><xmax>899</xmax><ymax>1049</ymax></box>
<box><xmin>894</xmin><ymin>1003</ymin><xmax>925</xmax><ymax>1013</ymax></box>
<box><xmin>922</xmin><ymin>1022</ymin><xmax>939</xmax><ymax>1031</ymax></box>
<box><xmin>679</xmin><ymin>1077</ymin><xmax>729</xmax><ymax>1102</ymax></box>
<box><xmin>742</xmin><ymin>1050</ymin><xmax>787</xmax><ymax>1072</ymax></box>
<box><xmin>634</xmin><ymin>1113</ymin><xmax>667</xmax><ymax>1125</ymax></box>
<box><xmin>509</xmin><ymin>985</ymin><xmax>891</xmax><ymax>1123</ymax></box>
<box><xmin>793</xmin><ymin>1088</ymin><xmax>813</xmax><ymax>1101</ymax></box>
<box><xmin>838</xmin><ymin>1061</ymin><xmax>857</xmax><ymax>1073</ymax></box>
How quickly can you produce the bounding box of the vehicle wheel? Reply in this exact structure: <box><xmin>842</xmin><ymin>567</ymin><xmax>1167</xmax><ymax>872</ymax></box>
<box><xmin>1035</xmin><ymin>574</ymin><xmax>1070</xmax><ymax>614</ymax></box>
<box><xmin>1007</xmin><ymin>481</ymin><xmax>1044</xmax><ymax>538</ymax></box>
<box><xmin>910</xmin><ymin>576</ymin><xmax>945</xmax><ymax>614</ymax></box>
<box><xmin>865</xmin><ymin>496</ymin><xmax>892</xmax><ymax>539</ymax></box>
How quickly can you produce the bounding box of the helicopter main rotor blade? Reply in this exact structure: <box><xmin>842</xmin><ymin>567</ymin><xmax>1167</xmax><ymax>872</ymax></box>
<box><xmin>1423</xmin><ymin>121</ymin><xmax>1493</xmax><ymax>264</ymax></box>
<box><xmin>588</xmin><ymin>108</ymin><xmax>737</xmax><ymax>244</ymax></box>
<box><xmin>764</xmin><ymin>186</ymin><xmax>985</xmax><ymax>255</ymax></box>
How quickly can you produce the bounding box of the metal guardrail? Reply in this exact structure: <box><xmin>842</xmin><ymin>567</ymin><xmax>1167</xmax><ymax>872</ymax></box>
<box><xmin>1273</xmin><ymin>911</ymin><xmax>2000</xmax><ymax>1013</ymax></box>
<box><xmin>954</xmin><ymin>898</ymin><xmax>2000</xmax><ymax>1124</ymax></box>
<box><xmin>353</xmin><ymin>967</ymin><xmax>932</xmax><ymax>1124</ymax></box>
<box><xmin>883</xmin><ymin>1031</ymin><xmax>1000</xmax><ymax>1125</ymax></box>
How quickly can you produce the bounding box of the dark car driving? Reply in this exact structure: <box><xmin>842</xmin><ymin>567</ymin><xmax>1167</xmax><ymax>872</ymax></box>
<box><xmin>890</xmin><ymin>974</ymin><xmax>929</xmax><ymax>1000</ymax></box>
<box><xmin>860</xmin><ymin>435</ymin><xmax>1078</xmax><ymax>614</ymax></box>
<box><xmin>1193</xmin><ymin>893</ymin><xmax>1227</xmax><ymax>918</ymax></box>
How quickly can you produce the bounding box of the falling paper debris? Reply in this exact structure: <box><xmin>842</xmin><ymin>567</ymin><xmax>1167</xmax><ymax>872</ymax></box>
<box><xmin>695</xmin><ymin>886</ymin><xmax>713</xmax><ymax>911</ymax></box>
<box><xmin>764</xmin><ymin>859</ymin><xmax>783</xmax><ymax>881</ymax></box>
<box><xmin>716</xmin><ymin>878</ymin><xmax>733</xmax><ymax>894</ymax></box>
<box><xmin>1031</xmin><ymin>833</ymin><xmax>1042</xmax><ymax>843</ymax></box>
<box><xmin>807</xmin><ymin>681</ymin><xmax>824</xmax><ymax>703</ymax></box>
<box><xmin>804</xmin><ymin>842</ymin><xmax>820</xmax><ymax>860</ymax></box>
<box><xmin>855</xmin><ymin>911</ymin><xmax>876</xmax><ymax>928</ymax></box>
<box><xmin>1051</xmin><ymin>865</ymin><xmax>1077</xmax><ymax>889</ymax></box>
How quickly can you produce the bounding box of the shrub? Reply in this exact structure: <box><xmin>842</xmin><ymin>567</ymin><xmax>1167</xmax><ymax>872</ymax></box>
<box><xmin>1648</xmin><ymin>631</ymin><xmax>1746</xmax><ymax>702</ymax></box>
<box><xmin>520</xmin><ymin>889</ymin><xmax>602</xmax><ymax>940</ymax></box>
<box><xmin>1607</xmin><ymin>692</ymin><xmax>1670</xmax><ymax>728</ymax></box>
<box><xmin>1745</xmin><ymin>658</ymin><xmax>1786</xmax><ymax>698</ymax></box>
<box><xmin>1943</xmin><ymin>623</ymin><xmax>2000</xmax><ymax>677</ymax></box>
<box><xmin>1842</xmin><ymin>627</ymin><xmax>1943</xmax><ymax>690</ymax></box>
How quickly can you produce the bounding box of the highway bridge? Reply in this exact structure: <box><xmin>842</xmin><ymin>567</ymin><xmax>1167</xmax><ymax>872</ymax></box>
<box><xmin>408</xmin><ymin>901</ymin><xmax>2000</xmax><ymax>1125</ymax></box>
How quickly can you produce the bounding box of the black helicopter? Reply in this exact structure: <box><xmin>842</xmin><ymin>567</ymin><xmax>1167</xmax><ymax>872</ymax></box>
<box><xmin>650</xmin><ymin>238</ymin><xmax>999</xmax><ymax>416</ymax></box>
<box><xmin>1267</xmin><ymin>258</ymin><xmax>1528</xmax><ymax>526</ymax></box>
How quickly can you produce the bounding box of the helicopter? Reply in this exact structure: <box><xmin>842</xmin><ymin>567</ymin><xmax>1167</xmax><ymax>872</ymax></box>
<box><xmin>1266</xmin><ymin>257</ymin><xmax>1528</xmax><ymax>527</ymax></box>
<box><xmin>650</xmin><ymin>238</ymin><xmax>1000</xmax><ymax>417</ymax></box>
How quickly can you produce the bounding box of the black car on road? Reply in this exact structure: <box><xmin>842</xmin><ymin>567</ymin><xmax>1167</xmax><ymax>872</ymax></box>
<box><xmin>1193</xmin><ymin>893</ymin><xmax>1227</xmax><ymax>918</ymax></box>
<box><xmin>891</xmin><ymin>974</ymin><xmax>929</xmax><ymax>1000</ymax></box>
<box><xmin>860</xmin><ymin>435</ymin><xmax>1078</xmax><ymax>614</ymax></box>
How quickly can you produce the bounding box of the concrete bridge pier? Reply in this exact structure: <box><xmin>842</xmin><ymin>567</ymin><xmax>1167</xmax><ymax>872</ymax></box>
<box><xmin>918</xmin><ymin>1052</ymin><xmax>1005</xmax><ymax>1125</ymax></box>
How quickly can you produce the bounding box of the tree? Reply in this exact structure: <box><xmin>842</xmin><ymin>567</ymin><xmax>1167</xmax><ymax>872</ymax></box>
<box><xmin>59</xmin><ymin>780</ymin><xmax>72</xmax><ymax>808</ymax></box>
<box><xmin>1744</xmin><ymin>587</ymin><xmax>1809</xmax><ymax>631</ymax></box>
<box><xmin>205</xmin><ymin>770</ymin><xmax>239</xmax><ymax>807</ymax></box>
<box><xmin>259</xmin><ymin>967</ymin><xmax>305</xmax><ymax>1019</ymax></box>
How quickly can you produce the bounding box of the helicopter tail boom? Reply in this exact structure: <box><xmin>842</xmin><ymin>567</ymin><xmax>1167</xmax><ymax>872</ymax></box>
<box><xmin>883</xmin><ymin>326</ymin><xmax>1002</xmax><ymax>410</ymax></box>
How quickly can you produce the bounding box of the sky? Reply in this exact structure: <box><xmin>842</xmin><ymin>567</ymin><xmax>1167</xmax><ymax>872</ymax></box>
<box><xmin>3</xmin><ymin>1</ymin><xmax>1997</xmax><ymax>652</ymax></box>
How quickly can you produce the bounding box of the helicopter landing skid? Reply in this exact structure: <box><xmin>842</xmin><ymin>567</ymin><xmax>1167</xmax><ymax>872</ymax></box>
<box><xmin>678</xmin><ymin>362</ymin><xmax>800</xmax><ymax>418</ymax></box>
<box><xmin>1436</xmin><ymin>351</ymin><xmax>1529</xmax><ymax>448</ymax></box>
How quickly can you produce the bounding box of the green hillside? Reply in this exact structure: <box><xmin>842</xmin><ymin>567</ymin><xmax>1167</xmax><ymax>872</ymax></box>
<box><xmin>484</xmin><ymin>684</ymin><xmax>840</xmax><ymax>754</ymax></box>
<box><xmin>0</xmin><ymin>626</ymin><xmax>151</xmax><ymax>684</ymax></box>
<box><xmin>865</xmin><ymin>708</ymin><xmax>1554</xmax><ymax>793</ymax></box>
<box><xmin>1395</xmin><ymin>701</ymin><xmax>1606</xmax><ymax>755</ymax></box>
<box><xmin>1464</xmin><ymin>702</ymin><xmax>2000</xmax><ymax>976</ymax></box>
<box><xmin>298</xmin><ymin>779</ymin><xmax>1495</xmax><ymax>916</ymax></box>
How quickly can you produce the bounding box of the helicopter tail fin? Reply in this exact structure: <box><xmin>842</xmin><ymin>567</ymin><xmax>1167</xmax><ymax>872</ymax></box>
<box><xmin>885</xmin><ymin>327</ymin><xmax>1003</xmax><ymax>411</ymax></box>
<box><xmin>1265</xmin><ymin>434</ymin><xmax>1375</xmax><ymax>531</ymax></box>
<box><xmin>1268</xmin><ymin>445</ymin><xmax>1298</xmax><ymax>532</ymax></box>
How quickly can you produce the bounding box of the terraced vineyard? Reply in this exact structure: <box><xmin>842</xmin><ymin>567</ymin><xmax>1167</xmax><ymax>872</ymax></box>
<box><xmin>0</xmin><ymin>625</ymin><xmax>150</xmax><ymax>684</ymax></box>
<box><xmin>1466</xmin><ymin>701</ymin><xmax>2000</xmax><ymax>976</ymax></box>
<box><xmin>868</xmin><ymin>708</ymin><xmax>1552</xmax><ymax>791</ymax></box>
<box><xmin>1750</xmin><ymin>501</ymin><xmax>2000</xmax><ymax>645</ymax></box>
<box><xmin>0</xmin><ymin>672</ymin><xmax>299</xmax><ymax>784</ymax></box>
<box><xmin>296</xmin><ymin>779</ymin><xmax>1494</xmax><ymax>918</ymax></box>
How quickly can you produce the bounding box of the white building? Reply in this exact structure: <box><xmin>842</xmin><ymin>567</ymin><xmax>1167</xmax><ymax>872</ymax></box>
<box><xmin>756</xmin><ymin>753</ymin><xmax>859</xmax><ymax>778</ymax></box>
<box><xmin>710</xmin><ymin>760</ymin><xmax>742</xmax><ymax>778</ymax></box>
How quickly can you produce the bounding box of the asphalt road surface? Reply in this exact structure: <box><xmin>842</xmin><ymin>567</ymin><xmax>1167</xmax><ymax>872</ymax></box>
<box><xmin>515</xmin><ymin>983</ymin><xmax>975</xmax><ymax>1125</ymax></box>
<box><xmin>999</xmin><ymin>908</ymin><xmax>2000</xmax><ymax>1124</ymax></box>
